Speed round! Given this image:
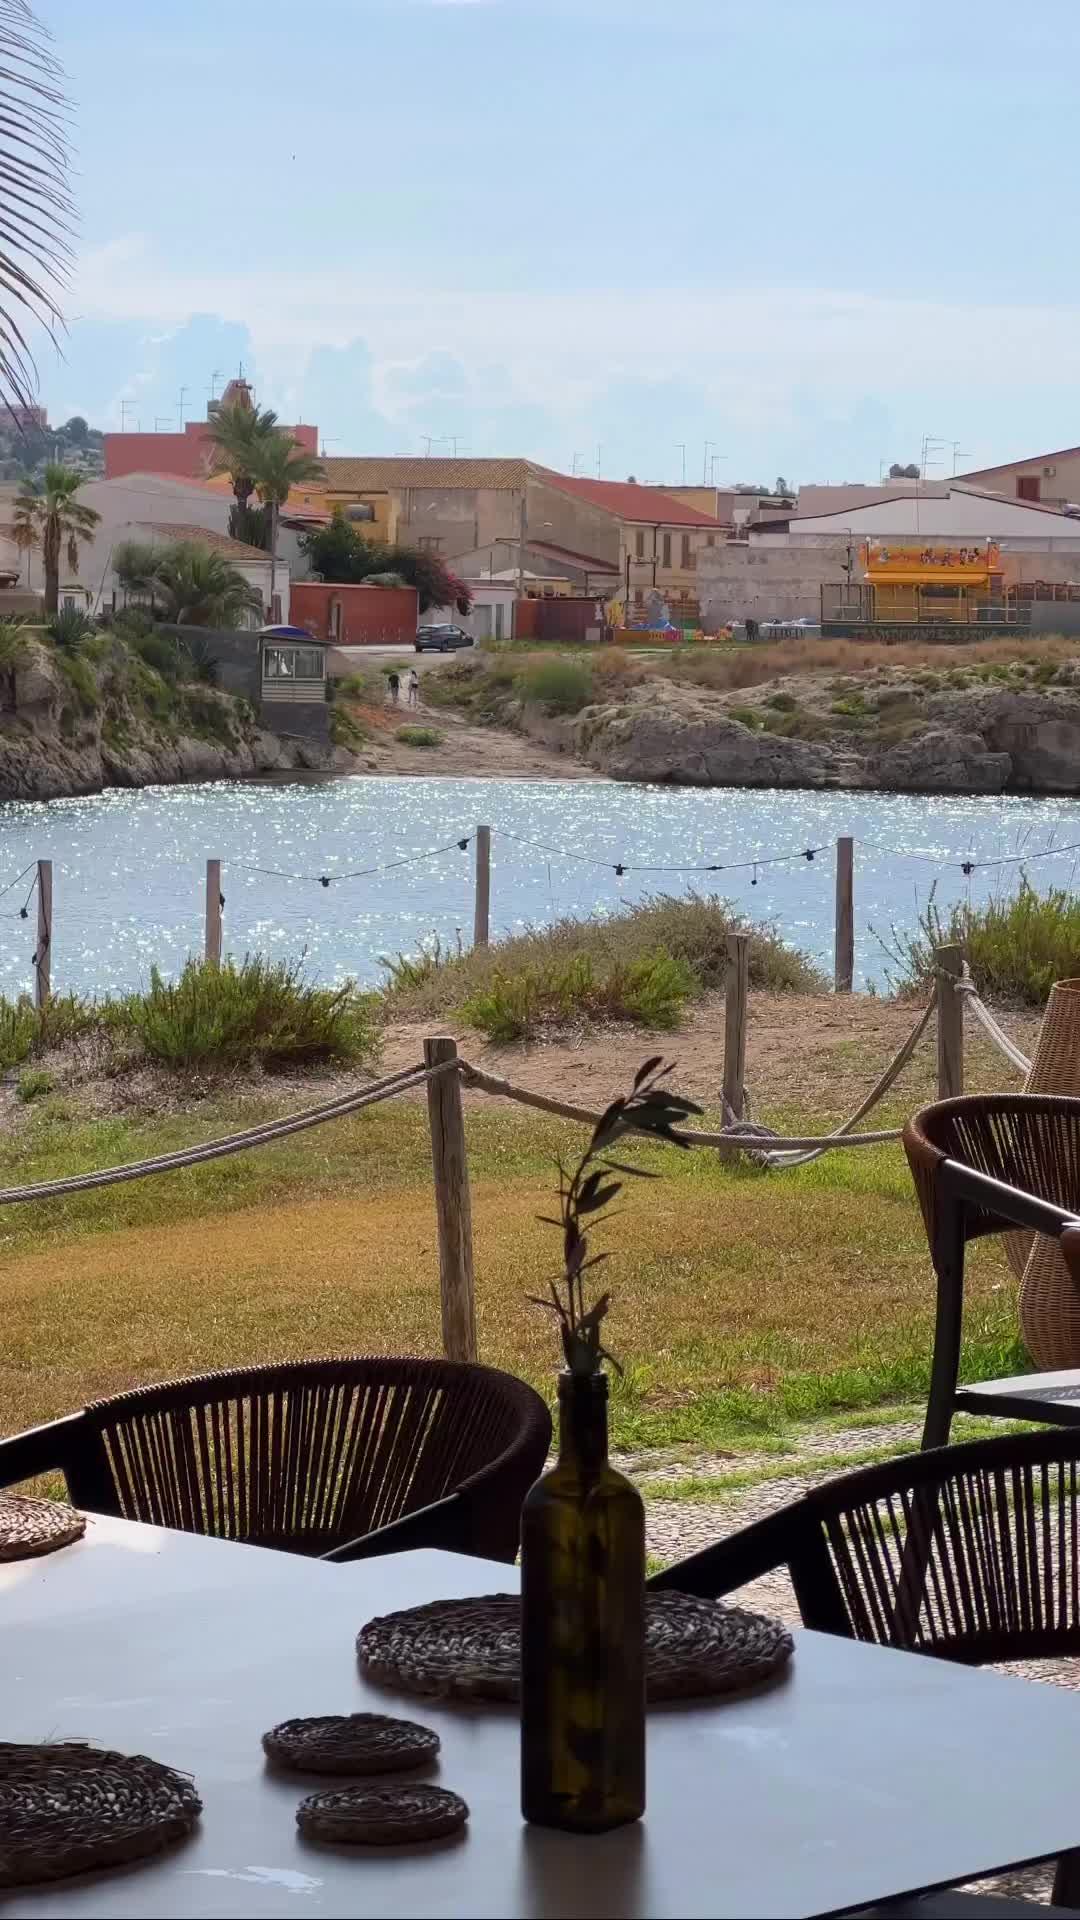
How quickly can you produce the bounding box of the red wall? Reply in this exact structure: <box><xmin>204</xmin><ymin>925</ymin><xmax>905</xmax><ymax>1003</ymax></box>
<box><xmin>513</xmin><ymin>596</ymin><xmax>603</xmax><ymax>641</ymax></box>
<box><xmin>105</xmin><ymin>420</ymin><xmax>318</xmax><ymax>481</ymax></box>
<box><xmin>291</xmin><ymin>582</ymin><xmax>418</xmax><ymax>646</ymax></box>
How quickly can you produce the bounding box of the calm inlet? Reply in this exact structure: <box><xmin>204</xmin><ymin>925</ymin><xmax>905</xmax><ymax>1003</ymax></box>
<box><xmin>0</xmin><ymin>775</ymin><xmax>1078</xmax><ymax>999</ymax></box>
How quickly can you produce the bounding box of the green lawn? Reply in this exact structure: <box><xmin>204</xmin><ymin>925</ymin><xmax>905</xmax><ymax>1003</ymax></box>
<box><xmin>0</xmin><ymin>1090</ymin><xmax>1024</xmax><ymax>1456</ymax></box>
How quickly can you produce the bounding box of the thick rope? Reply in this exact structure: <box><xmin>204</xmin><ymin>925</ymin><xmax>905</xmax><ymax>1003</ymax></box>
<box><xmin>0</xmin><ymin>1060</ymin><xmax>454</xmax><ymax>1206</ymax></box>
<box><xmin>954</xmin><ymin>976</ymin><xmax>1032</xmax><ymax>1077</ymax></box>
<box><xmin>740</xmin><ymin>996</ymin><xmax>936</xmax><ymax>1168</ymax></box>
<box><xmin>457</xmin><ymin>1060</ymin><xmax>904</xmax><ymax>1154</ymax></box>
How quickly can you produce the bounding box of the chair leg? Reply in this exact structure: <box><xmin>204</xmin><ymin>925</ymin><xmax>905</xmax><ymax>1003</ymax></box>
<box><xmin>922</xmin><ymin>1202</ymin><xmax>966</xmax><ymax>1450</ymax></box>
<box><xmin>1053</xmin><ymin>1846</ymin><xmax>1080</xmax><ymax>1907</ymax></box>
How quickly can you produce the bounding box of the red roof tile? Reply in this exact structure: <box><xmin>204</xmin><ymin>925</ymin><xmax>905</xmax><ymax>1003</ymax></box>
<box><xmin>538</xmin><ymin>470</ymin><xmax>726</xmax><ymax>527</ymax></box>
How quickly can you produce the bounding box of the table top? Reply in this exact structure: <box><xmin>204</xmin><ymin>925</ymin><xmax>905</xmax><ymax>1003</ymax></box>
<box><xmin>5</xmin><ymin>1515</ymin><xmax>1080</xmax><ymax>1918</ymax></box>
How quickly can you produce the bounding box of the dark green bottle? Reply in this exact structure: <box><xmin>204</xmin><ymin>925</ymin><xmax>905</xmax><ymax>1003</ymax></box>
<box><xmin>520</xmin><ymin>1369</ymin><xmax>645</xmax><ymax>1832</ymax></box>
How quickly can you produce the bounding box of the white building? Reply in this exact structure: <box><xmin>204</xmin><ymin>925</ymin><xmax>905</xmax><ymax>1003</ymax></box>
<box><xmin>0</xmin><ymin>472</ymin><xmax>289</xmax><ymax>623</ymax></box>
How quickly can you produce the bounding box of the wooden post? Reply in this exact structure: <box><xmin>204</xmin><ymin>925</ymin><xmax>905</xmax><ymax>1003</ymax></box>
<box><xmin>935</xmin><ymin>943</ymin><xmax>964</xmax><ymax>1100</ymax></box>
<box><xmin>473</xmin><ymin>825</ymin><xmax>491</xmax><ymax>949</ymax></box>
<box><xmin>34</xmin><ymin>858</ymin><xmax>51</xmax><ymax>1009</ymax></box>
<box><xmin>834</xmin><ymin>835</ymin><xmax>854</xmax><ymax>993</ymax></box>
<box><xmin>205</xmin><ymin>859</ymin><xmax>222</xmax><ymax>966</ymax></box>
<box><xmin>424</xmin><ymin>1035</ymin><xmax>477</xmax><ymax>1362</ymax></box>
<box><xmin>720</xmin><ymin>932</ymin><xmax>749</xmax><ymax>1164</ymax></box>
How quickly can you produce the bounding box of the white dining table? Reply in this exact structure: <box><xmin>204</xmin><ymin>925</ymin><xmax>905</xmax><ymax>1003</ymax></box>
<box><xmin>4</xmin><ymin>1513</ymin><xmax>1080</xmax><ymax>1918</ymax></box>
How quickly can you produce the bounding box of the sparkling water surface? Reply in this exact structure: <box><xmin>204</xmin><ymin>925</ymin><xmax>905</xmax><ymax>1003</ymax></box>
<box><xmin>1</xmin><ymin>775</ymin><xmax>1078</xmax><ymax>998</ymax></box>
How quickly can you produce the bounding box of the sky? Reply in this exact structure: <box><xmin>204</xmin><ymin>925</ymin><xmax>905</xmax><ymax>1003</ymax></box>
<box><xmin>30</xmin><ymin>0</ymin><xmax>1080</xmax><ymax>488</ymax></box>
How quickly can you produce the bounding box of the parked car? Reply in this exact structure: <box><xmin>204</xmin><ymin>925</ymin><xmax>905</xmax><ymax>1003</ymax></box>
<box><xmin>415</xmin><ymin>624</ymin><xmax>475</xmax><ymax>653</ymax></box>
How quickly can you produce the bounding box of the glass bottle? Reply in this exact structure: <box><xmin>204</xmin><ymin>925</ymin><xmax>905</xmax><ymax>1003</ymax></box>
<box><xmin>520</xmin><ymin>1369</ymin><xmax>645</xmax><ymax>1832</ymax></box>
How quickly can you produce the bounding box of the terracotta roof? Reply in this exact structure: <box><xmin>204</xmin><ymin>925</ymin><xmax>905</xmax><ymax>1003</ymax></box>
<box><xmin>135</xmin><ymin>522</ymin><xmax>273</xmax><ymax>561</ymax></box>
<box><xmin>318</xmin><ymin>456</ymin><xmax>533</xmax><ymax>491</ymax></box>
<box><xmin>537</xmin><ymin>470</ymin><xmax>726</xmax><ymax>527</ymax></box>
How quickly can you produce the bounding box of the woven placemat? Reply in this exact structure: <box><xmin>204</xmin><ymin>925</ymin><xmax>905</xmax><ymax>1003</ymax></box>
<box><xmin>0</xmin><ymin>1742</ymin><xmax>201</xmax><ymax>1888</ymax></box>
<box><xmin>263</xmin><ymin>1713</ymin><xmax>439</xmax><ymax>1776</ymax></box>
<box><xmin>297</xmin><ymin>1783</ymin><xmax>468</xmax><ymax>1848</ymax></box>
<box><xmin>0</xmin><ymin>1494</ymin><xmax>85</xmax><ymax>1564</ymax></box>
<box><xmin>357</xmin><ymin>1591</ymin><xmax>793</xmax><ymax>1704</ymax></box>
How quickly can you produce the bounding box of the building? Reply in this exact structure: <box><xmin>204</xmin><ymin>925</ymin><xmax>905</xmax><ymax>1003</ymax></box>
<box><xmin>104</xmin><ymin>379</ymin><xmax>318</xmax><ymax>484</ymax></box>
<box><xmin>696</xmin><ymin>484</ymin><xmax>1080</xmax><ymax>630</ymax></box>
<box><xmin>0</xmin><ymin>473</ymin><xmax>288</xmax><ymax>622</ymax></box>
<box><xmin>956</xmin><ymin>445</ymin><xmax>1080</xmax><ymax>512</ymax></box>
<box><xmin>536</xmin><ymin>474</ymin><xmax>726</xmax><ymax>622</ymax></box>
<box><xmin>291</xmin><ymin>581</ymin><xmax>417</xmax><ymax>647</ymax></box>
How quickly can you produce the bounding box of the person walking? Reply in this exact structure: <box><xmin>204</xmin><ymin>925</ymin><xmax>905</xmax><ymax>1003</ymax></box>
<box><xmin>407</xmin><ymin>667</ymin><xmax>420</xmax><ymax>709</ymax></box>
<box><xmin>387</xmin><ymin>669</ymin><xmax>400</xmax><ymax>706</ymax></box>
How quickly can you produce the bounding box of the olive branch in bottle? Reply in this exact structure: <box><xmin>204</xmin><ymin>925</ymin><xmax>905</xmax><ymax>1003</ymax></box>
<box><xmin>528</xmin><ymin>1057</ymin><xmax>702</xmax><ymax>1376</ymax></box>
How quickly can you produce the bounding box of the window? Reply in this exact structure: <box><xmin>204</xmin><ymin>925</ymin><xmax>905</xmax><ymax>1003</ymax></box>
<box><xmin>706</xmin><ymin>534</ymin><xmax>716</xmax><ymax>548</ymax></box>
<box><xmin>418</xmin><ymin>536</ymin><xmax>444</xmax><ymax>554</ymax></box>
<box><xmin>264</xmin><ymin>644</ymin><xmax>324</xmax><ymax>682</ymax></box>
<box><xmin>661</xmin><ymin>532</ymin><xmax>672</xmax><ymax>568</ymax></box>
<box><xmin>1017</xmin><ymin>476</ymin><xmax>1041</xmax><ymax>502</ymax></box>
<box><xmin>681</xmin><ymin>534</ymin><xmax>692</xmax><ymax>568</ymax></box>
<box><xmin>633</xmin><ymin>588</ymin><xmax>644</xmax><ymax>607</ymax></box>
<box><xmin>328</xmin><ymin>597</ymin><xmax>342</xmax><ymax>641</ymax></box>
<box><xmin>634</xmin><ymin>529</ymin><xmax>645</xmax><ymax>559</ymax></box>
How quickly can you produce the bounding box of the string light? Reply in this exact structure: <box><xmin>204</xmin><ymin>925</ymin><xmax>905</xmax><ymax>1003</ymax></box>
<box><xmin>235</xmin><ymin>839</ymin><xmax>472</xmax><ymax>886</ymax></box>
<box><xmin>490</xmin><ymin>826</ymin><xmax>826</xmax><ymax>876</ymax></box>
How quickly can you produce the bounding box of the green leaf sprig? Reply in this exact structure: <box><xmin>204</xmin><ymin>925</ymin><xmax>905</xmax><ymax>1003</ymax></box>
<box><xmin>528</xmin><ymin>1057</ymin><xmax>702</xmax><ymax>1375</ymax></box>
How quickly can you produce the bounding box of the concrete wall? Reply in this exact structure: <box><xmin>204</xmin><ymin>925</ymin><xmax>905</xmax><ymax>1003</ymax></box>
<box><xmin>697</xmin><ymin>540</ymin><xmax>851</xmax><ymax>626</ymax></box>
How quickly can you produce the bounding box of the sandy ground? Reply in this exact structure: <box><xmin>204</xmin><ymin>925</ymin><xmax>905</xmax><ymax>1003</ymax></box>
<box><xmin>347</xmin><ymin>687</ymin><xmax>598</xmax><ymax>781</ymax></box>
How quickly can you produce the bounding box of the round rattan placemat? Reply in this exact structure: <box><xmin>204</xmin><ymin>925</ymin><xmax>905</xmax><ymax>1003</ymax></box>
<box><xmin>0</xmin><ymin>1742</ymin><xmax>202</xmax><ymax>1889</ymax></box>
<box><xmin>357</xmin><ymin>1591</ymin><xmax>793</xmax><ymax>1704</ymax></box>
<box><xmin>0</xmin><ymin>1494</ymin><xmax>85</xmax><ymax>1564</ymax></box>
<box><xmin>297</xmin><ymin>1783</ymin><xmax>468</xmax><ymax>1848</ymax></box>
<box><xmin>263</xmin><ymin>1713</ymin><xmax>440</xmax><ymax>1776</ymax></box>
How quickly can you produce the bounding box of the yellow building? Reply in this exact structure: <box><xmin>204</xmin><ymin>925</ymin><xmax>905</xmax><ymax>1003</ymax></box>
<box><xmin>862</xmin><ymin>541</ymin><xmax>1002</xmax><ymax>623</ymax></box>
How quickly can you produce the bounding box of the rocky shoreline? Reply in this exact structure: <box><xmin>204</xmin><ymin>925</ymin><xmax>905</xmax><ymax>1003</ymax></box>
<box><xmin>516</xmin><ymin>678</ymin><xmax>1080</xmax><ymax>793</ymax></box>
<box><xmin>0</xmin><ymin>639</ymin><xmax>338</xmax><ymax>803</ymax></box>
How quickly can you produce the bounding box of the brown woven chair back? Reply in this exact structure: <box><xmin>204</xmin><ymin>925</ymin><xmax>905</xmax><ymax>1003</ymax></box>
<box><xmin>64</xmin><ymin>1356</ymin><xmax>550</xmax><ymax>1561</ymax></box>
<box><xmin>904</xmin><ymin>1093</ymin><xmax>1080</xmax><ymax>1247</ymax></box>
<box><xmin>655</xmin><ymin>1425</ymin><xmax>1080</xmax><ymax>1666</ymax></box>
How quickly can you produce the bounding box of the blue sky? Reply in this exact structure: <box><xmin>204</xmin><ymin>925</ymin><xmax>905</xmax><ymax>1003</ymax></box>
<box><xmin>34</xmin><ymin>0</ymin><xmax>1080</xmax><ymax>485</ymax></box>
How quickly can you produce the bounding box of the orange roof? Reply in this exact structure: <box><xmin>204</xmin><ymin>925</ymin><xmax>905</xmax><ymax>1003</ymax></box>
<box><xmin>538</xmin><ymin>470</ymin><xmax>726</xmax><ymax>527</ymax></box>
<box><xmin>135</xmin><ymin>522</ymin><xmax>273</xmax><ymax>561</ymax></box>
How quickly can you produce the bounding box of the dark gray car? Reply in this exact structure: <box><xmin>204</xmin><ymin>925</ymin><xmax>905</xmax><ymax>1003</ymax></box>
<box><xmin>415</xmin><ymin>624</ymin><xmax>475</xmax><ymax>653</ymax></box>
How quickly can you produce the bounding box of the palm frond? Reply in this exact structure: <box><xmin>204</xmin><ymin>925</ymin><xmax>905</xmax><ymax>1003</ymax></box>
<box><xmin>0</xmin><ymin>1</ymin><xmax>74</xmax><ymax>419</ymax></box>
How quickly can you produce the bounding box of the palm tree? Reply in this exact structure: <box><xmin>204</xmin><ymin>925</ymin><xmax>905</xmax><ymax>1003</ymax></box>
<box><xmin>13</xmin><ymin>464</ymin><xmax>100</xmax><ymax>615</ymax></box>
<box><xmin>149</xmin><ymin>542</ymin><xmax>263</xmax><ymax>629</ymax></box>
<box><xmin>251</xmin><ymin>431</ymin><xmax>324</xmax><ymax>615</ymax></box>
<box><xmin>0</xmin><ymin>3</ymin><xmax>74</xmax><ymax>420</ymax></box>
<box><xmin>205</xmin><ymin>396</ymin><xmax>280</xmax><ymax>518</ymax></box>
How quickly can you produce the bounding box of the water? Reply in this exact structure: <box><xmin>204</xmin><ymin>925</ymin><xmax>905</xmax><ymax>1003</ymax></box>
<box><xmin>1</xmin><ymin>774</ymin><xmax>1079</xmax><ymax>999</ymax></box>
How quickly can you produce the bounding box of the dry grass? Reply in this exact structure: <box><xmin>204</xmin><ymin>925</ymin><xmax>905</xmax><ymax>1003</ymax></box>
<box><xmin>662</xmin><ymin>633</ymin><xmax>1080</xmax><ymax>695</ymax></box>
<box><xmin>0</xmin><ymin>1091</ymin><xmax>1022</xmax><ymax>1456</ymax></box>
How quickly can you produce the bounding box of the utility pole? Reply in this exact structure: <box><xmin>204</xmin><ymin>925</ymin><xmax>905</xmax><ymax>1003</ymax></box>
<box><xmin>120</xmin><ymin>399</ymin><xmax>135</xmax><ymax>431</ymax></box>
<box><xmin>595</xmin><ymin>443</ymin><xmax>602</xmax><ymax>478</ymax></box>
<box><xmin>675</xmin><ymin>443</ymin><xmax>687</xmax><ymax>485</ymax></box>
<box><xmin>517</xmin><ymin>487</ymin><xmax>527</xmax><ymax>597</ymax></box>
<box><xmin>178</xmin><ymin>386</ymin><xmax>189</xmax><ymax>428</ymax></box>
<box><xmin>702</xmin><ymin>439</ymin><xmax>715</xmax><ymax>485</ymax></box>
<box><xmin>209</xmin><ymin>369</ymin><xmax>224</xmax><ymax>403</ymax></box>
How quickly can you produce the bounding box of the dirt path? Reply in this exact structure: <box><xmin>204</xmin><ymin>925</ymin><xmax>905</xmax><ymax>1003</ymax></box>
<box><xmin>379</xmin><ymin>989</ymin><xmax>1041</xmax><ymax>1119</ymax></box>
<box><xmin>348</xmin><ymin>690</ymin><xmax>598</xmax><ymax>781</ymax></box>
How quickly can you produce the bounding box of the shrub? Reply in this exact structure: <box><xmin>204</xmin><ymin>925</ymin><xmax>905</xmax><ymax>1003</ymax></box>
<box><xmin>48</xmin><ymin>607</ymin><xmax>95</xmax><ymax>652</ymax></box>
<box><xmin>518</xmin><ymin>657</ymin><xmax>593</xmax><ymax>714</ymax></box>
<box><xmin>461</xmin><ymin>946</ymin><xmax>695</xmax><ymax>1041</ymax></box>
<box><xmin>395</xmin><ymin>725</ymin><xmax>442</xmax><ymax>747</ymax></box>
<box><xmin>330</xmin><ymin>706</ymin><xmax>368</xmax><ymax>748</ymax></box>
<box><xmin>881</xmin><ymin>880</ymin><xmax>1080</xmax><ymax>1005</ymax></box>
<box><xmin>131</xmin><ymin>629</ymin><xmax>186</xmax><ymax>683</ymax></box>
<box><xmin>729</xmin><ymin>705</ymin><xmax>765</xmax><ymax>731</ymax></box>
<box><xmin>114</xmin><ymin>955</ymin><xmax>379</xmax><ymax>1070</ymax></box>
<box><xmin>56</xmin><ymin>649</ymin><xmax>99</xmax><ymax>710</ymax></box>
<box><xmin>764</xmin><ymin>690</ymin><xmax>797</xmax><ymax>711</ymax></box>
<box><xmin>0</xmin><ymin>993</ymin><xmax>97</xmax><ymax>1071</ymax></box>
<box><xmin>17</xmin><ymin>1067</ymin><xmax>54</xmax><ymax>1103</ymax></box>
<box><xmin>384</xmin><ymin>891</ymin><xmax>823</xmax><ymax>1026</ymax></box>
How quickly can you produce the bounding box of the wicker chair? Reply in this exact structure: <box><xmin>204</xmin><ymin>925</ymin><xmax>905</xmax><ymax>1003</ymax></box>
<box><xmin>904</xmin><ymin>1094</ymin><xmax>1080</xmax><ymax>1448</ymax></box>
<box><xmin>650</xmin><ymin>1424</ymin><xmax>1080</xmax><ymax>1909</ymax></box>
<box><xmin>0</xmin><ymin>1356</ymin><xmax>551</xmax><ymax>1564</ymax></box>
